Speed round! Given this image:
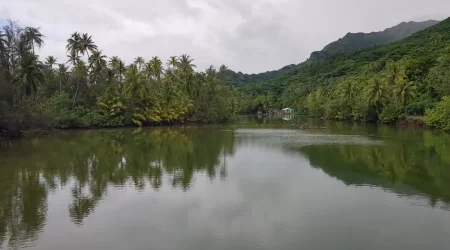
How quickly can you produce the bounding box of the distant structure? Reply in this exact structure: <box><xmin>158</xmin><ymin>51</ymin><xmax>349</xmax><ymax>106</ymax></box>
<box><xmin>281</xmin><ymin>108</ymin><xmax>294</xmax><ymax>114</ymax></box>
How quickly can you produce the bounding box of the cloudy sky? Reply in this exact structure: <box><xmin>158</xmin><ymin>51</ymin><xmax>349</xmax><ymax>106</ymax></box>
<box><xmin>1</xmin><ymin>0</ymin><xmax>449</xmax><ymax>73</ymax></box>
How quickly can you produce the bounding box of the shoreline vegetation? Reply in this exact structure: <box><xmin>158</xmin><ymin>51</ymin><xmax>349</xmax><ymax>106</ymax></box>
<box><xmin>237</xmin><ymin>17</ymin><xmax>450</xmax><ymax>132</ymax></box>
<box><xmin>0</xmin><ymin>20</ymin><xmax>238</xmax><ymax>138</ymax></box>
<box><xmin>1</xmin><ymin>17</ymin><xmax>450</xmax><ymax>139</ymax></box>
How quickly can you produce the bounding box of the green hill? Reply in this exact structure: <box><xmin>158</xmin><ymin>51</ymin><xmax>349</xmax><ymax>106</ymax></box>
<box><xmin>310</xmin><ymin>20</ymin><xmax>439</xmax><ymax>59</ymax></box>
<box><xmin>227</xmin><ymin>20</ymin><xmax>439</xmax><ymax>87</ymax></box>
<box><xmin>239</xmin><ymin>16</ymin><xmax>450</xmax><ymax>127</ymax></box>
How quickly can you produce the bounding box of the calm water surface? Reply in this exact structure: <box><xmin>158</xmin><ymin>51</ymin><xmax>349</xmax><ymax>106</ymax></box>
<box><xmin>1</xmin><ymin>116</ymin><xmax>450</xmax><ymax>249</ymax></box>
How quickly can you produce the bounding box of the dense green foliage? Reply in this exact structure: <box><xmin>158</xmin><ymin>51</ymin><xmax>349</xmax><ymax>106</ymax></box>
<box><xmin>310</xmin><ymin>20</ymin><xmax>439</xmax><ymax>59</ymax></box>
<box><xmin>224</xmin><ymin>64</ymin><xmax>299</xmax><ymax>87</ymax></box>
<box><xmin>424</xmin><ymin>96</ymin><xmax>450</xmax><ymax>131</ymax></box>
<box><xmin>239</xmin><ymin>17</ymin><xmax>450</xmax><ymax>129</ymax></box>
<box><xmin>224</xmin><ymin>20</ymin><xmax>437</xmax><ymax>88</ymax></box>
<box><xmin>0</xmin><ymin>20</ymin><xmax>238</xmax><ymax>137</ymax></box>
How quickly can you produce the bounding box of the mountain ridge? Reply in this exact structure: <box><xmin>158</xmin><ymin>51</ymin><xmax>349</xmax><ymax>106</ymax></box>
<box><xmin>310</xmin><ymin>20</ymin><xmax>440</xmax><ymax>59</ymax></box>
<box><xmin>226</xmin><ymin>19</ymin><xmax>440</xmax><ymax>87</ymax></box>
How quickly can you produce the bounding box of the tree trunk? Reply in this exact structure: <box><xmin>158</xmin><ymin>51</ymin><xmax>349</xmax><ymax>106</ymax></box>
<box><xmin>72</xmin><ymin>81</ymin><xmax>80</xmax><ymax>108</ymax></box>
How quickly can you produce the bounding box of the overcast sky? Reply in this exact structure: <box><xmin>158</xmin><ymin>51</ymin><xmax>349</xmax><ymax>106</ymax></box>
<box><xmin>1</xmin><ymin>0</ymin><xmax>449</xmax><ymax>73</ymax></box>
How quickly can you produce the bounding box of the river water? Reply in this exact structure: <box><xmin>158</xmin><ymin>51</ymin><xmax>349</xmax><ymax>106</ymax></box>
<box><xmin>1</xmin><ymin>116</ymin><xmax>450</xmax><ymax>249</ymax></box>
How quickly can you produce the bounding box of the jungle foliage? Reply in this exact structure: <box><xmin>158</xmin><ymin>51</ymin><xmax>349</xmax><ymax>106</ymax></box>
<box><xmin>238</xmin><ymin>17</ymin><xmax>450</xmax><ymax>130</ymax></box>
<box><xmin>0</xmin><ymin>20</ymin><xmax>238</xmax><ymax>136</ymax></box>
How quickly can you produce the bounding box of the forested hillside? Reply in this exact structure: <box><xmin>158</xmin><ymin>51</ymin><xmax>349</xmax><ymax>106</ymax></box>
<box><xmin>225</xmin><ymin>20</ymin><xmax>438</xmax><ymax>87</ymax></box>
<box><xmin>239</xmin><ymin>17</ymin><xmax>450</xmax><ymax>130</ymax></box>
<box><xmin>310</xmin><ymin>20</ymin><xmax>439</xmax><ymax>59</ymax></box>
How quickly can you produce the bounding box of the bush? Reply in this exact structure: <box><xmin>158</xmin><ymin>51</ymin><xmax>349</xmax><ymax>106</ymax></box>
<box><xmin>380</xmin><ymin>102</ymin><xmax>403</xmax><ymax>124</ymax></box>
<box><xmin>406</xmin><ymin>98</ymin><xmax>435</xmax><ymax>115</ymax></box>
<box><xmin>424</xmin><ymin>96</ymin><xmax>450</xmax><ymax>131</ymax></box>
<box><xmin>41</xmin><ymin>92</ymin><xmax>132</xmax><ymax>128</ymax></box>
<box><xmin>1</xmin><ymin>99</ymin><xmax>51</xmax><ymax>136</ymax></box>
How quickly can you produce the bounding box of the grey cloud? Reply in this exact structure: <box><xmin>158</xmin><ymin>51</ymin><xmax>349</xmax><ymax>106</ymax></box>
<box><xmin>1</xmin><ymin>0</ymin><xmax>450</xmax><ymax>73</ymax></box>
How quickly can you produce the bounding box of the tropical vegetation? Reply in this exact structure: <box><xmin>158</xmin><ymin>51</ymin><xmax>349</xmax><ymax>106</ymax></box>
<box><xmin>0</xmin><ymin>20</ymin><xmax>238</xmax><ymax>137</ymax></box>
<box><xmin>236</xmin><ymin>17</ymin><xmax>450</xmax><ymax>130</ymax></box>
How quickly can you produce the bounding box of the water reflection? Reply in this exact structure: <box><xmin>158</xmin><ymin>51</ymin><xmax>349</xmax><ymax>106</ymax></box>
<box><xmin>298</xmin><ymin>130</ymin><xmax>450</xmax><ymax>208</ymax></box>
<box><xmin>1</xmin><ymin>119</ymin><xmax>450</xmax><ymax>249</ymax></box>
<box><xmin>0</xmin><ymin>127</ymin><xmax>235</xmax><ymax>248</ymax></box>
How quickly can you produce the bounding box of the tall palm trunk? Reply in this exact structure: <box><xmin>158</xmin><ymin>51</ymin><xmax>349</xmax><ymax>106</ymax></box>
<box><xmin>72</xmin><ymin>80</ymin><xmax>80</xmax><ymax>108</ymax></box>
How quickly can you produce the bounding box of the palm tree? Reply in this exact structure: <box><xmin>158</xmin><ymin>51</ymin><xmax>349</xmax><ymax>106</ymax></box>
<box><xmin>339</xmin><ymin>80</ymin><xmax>357</xmax><ymax>102</ymax></box>
<box><xmin>66</xmin><ymin>32</ymin><xmax>82</xmax><ymax>65</ymax></box>
<box><xmin>12</xmin><ymin>53</ymin><xmax>45</xmax><ymax>98</ymax></box>
<box><xmin>365</xmin><ymin>78</ymin><xmax>388</xmax><ymax>118</ymax></box>
<box><xmin>88</xmin><ymin>50</ymin><xmax>107</xmax><ymax>84</ymax></box>
<box><xmin>67</xmin><ymin>51</ymin><xmax>80</xmax><ymax>66</ymax></box>
<box><xmin>206</xmin><ymin>65</ymin><xmax>216</xmax><ymax>77</ymax></box>
<box><xmin>72</xmin><ymin>61</ymin><xmax>88</xmax><ymax>107</ymax></box>
<box><xmin>45</xmin><ymin>56</ymin><xmax>57</xmax><ymax>69</ymax></box>
<box><xmin>384</xmin><ymin>61</ymin><xmax>405</xmax><ymax>86</ymax></box>
<box><xmin>124</xmin><ymin>64</ymin><xmax>149</xmax><ymax>103</ymax></box>
<box><xmin>109</xmin><ymin>56</ymin><xmax>125</xmax><ymax>83</ymax></box>
<box><xmin>178</xmin><ymin>54</ymin><xmax>196</xmax><ymax>74</ymax></box>
<box><xmin>80</xmin><ymin>33</ymin><xmax>97</xmax><ymax>59</ymax></box>
<box><xmin>24</xmin><ymin>27</ymin><xmax>44</xmax><ymax>54</ymax></box>
<box><xmin>149</xmin><ymin>56</ymin><xmax>163</xmax><ymax>81</ymax></box>
<box><xmin>396</xmin><ymin>80</ymin><xmax>416</xmax><ymax>116</ymax></box>
<box><xmin>58</xmin><ymin>63</ymin><xmax>69</xmax><ymax>92</ymax></box>
<box><xmin>134</xmin><ymin>57</ymin><xmax>145</xmax><ymax>71</ymax></box>
<box><xmin>162</xmin><ymin>75</ymin><xmax>178</xmax><ymax>106</ymax></box>
<box><xmin>167</xmin><ymin>56</ymin><xmax>178</xmax><ymax>69</ymax></box>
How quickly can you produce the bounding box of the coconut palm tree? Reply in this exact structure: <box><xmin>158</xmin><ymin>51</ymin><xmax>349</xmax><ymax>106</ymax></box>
<box><xmin>88</xmin><ymin>50</ymin><xmax>107</xmax><ymax>84</ymax></box>
<box><xmin>149</xmin><ymin>56</ymin><xmax>163</xmax><ymax>81</ymax></box>
<box><xmin>109</xmin><ymin>56</ymin><xmax>126</xmax><ymax>83</ymax></box>
<box><xmin>396</xmin><ymin>80</ymin><xmax>416</xmax><ymax>116</ymax></box>
<box><xmin>134</xmin><ymin>57</ymin><xmax>145</xmax><ymax>71</ymax></box>
<box><xmin>45</xmin><ymin>56</ymin><xmax>57</xmax><ymax>69</ymax></box>
<box><xmin>339</xmin><ymin>79</ymin><xmax>357</xmax><ymax>102</ymax></box>
<box><xmin>205</xmin><ymin>65</ymin><xmax>216</xmax><ymax>77</ymax></box>
<box><xmin>71</xmin><ymin>61</ymin><xmax>88</xmax><ymax>107</ymax></box>
<box><xmin>167</xmin><ymin>56</ymin><xmax>179</xmax><ymax>69</ymax></box>
<box><xmin>365</xmin><ymin>78</ymin><xmax>388</xmax><ymax>118</ymax></box>
<box><xmin>58</xmin><ymin>63</ymin><xmax>69</xmax><ymax>92</ymax></box>
<box><xmin>24</xmin><ymin>27</ymin><xmax>44</xmax><ymax>54</ymax></box>
<box><xmin>12</xmin><ymin>53</ymin><xmax>45</xmax><ymax>98</ymax></box>
<box><xmin>66</xmin><ymin>32</ymin><xmax>82</xmax><ymax>65</ymax></box>
<box><xmin>384</xmin><ymin>60</ymin><xmax>406</xmax><ymax>86</ymax></box>
<box><xmin>178</xmin><ymin>54</ymin><xmax>195</xmax><ymax>74</ymax></box>
<box><xmin>80</xmin><ymin>33</ymin><xmax>97</xmax><ymax>59</ymax></box>
<box><xmin>124</xmin><ymin>64</ymin><xmax>149</xmax><ymax>103</ymax></box>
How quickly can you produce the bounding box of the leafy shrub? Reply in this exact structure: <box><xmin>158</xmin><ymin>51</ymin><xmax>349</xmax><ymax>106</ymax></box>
<box><xmin>424</xmin><ymin>96</ymin><xmax>450</xmax><ymax>131</ymax></box>
<box><xmin>380</xmin><ymin>102</ymin><xmax>403</xmax><ymax>124</ymax></box>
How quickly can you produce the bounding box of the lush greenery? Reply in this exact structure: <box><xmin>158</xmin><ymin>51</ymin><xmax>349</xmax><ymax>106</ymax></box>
<box><xmin>0</xmin><ymin>20</ymin><xmax>238</xmax><ymax>137</ymax></box>
<box><xmin>238</xmin><ymin>17</ymin><xmax>450</xmax><ymax>130</ymax></box>
<box><xmin>223</xmin><ymin>20</ymin><xmax>437</xmax><ymax>88</ymax></box>
<box><xmin>310</xmin><ymin>20</ymin><xmax>439</xmax><ymax>59</ymax></box>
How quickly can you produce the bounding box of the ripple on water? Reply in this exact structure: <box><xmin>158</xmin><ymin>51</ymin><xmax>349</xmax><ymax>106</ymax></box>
<box><xmin>234</xmin><ymin>129</ymin><xmax>383</xmax><ymax>147</ymax></box>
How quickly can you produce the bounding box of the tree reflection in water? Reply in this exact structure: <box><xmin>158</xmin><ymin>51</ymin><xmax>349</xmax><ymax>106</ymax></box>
<box><xmin>0</xmin><ymin>127</ymin><xmax>236</xmax><ymax>248</ymax></box>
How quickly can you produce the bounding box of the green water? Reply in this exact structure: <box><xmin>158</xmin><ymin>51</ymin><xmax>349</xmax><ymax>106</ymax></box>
<box><xmin>1</xmin><ymin>116</ymin><xmax>450</xmax><ymax>250</ymax></box>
